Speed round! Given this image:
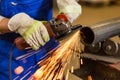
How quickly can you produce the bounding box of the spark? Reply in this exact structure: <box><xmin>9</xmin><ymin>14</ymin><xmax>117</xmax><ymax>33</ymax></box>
<box><xmin>30</xmin><ymin>31</ymin><xmax>81</xmax><ymax>80</ymax></box>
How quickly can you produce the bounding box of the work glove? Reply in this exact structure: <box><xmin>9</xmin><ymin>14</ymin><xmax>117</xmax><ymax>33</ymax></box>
<box><xmin>8</xmin><ymin>13</ymin><xmax>50</xmax><ymax>50</ymax></box>
<box><xmin>57</xmin><ymin>0</ymin><xmax>82</xmax><ymax>23</ymax></box>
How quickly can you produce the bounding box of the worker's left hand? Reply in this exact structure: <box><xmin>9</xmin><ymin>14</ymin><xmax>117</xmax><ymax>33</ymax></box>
<box><xmin>8</xmin><ymin>13</ymin><xmax>50</xmax><ymax>50</ymax></box>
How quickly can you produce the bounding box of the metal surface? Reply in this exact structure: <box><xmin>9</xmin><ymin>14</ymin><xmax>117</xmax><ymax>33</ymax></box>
<box><xmin>103</xmin><ymin>40</ymin><xmax>120</xmax><ymax>56</ymax></box>
<box><xmin>86</xmin><ymin>42</ymin><xmax>102</xmax><ymax>53</ymax></box>
<box><xmin>81</xmin><ymin>53</ymin><xmax>120</xmax><ymax>64</ymax></box>
<box><xmin>109</xmin><ymin>62</ymin><xmax>120</xmax><ymax>72</ymax></box>
<box><xmin>80</xmin><ymin>17</ymin><xmax>120</xmax><ymax>44</ymax></box>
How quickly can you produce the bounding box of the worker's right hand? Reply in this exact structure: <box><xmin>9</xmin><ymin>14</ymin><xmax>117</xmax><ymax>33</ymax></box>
<box><xmin>57</xmin><ymin>0</ymin><xmax>82</xmax><ymax>23</ymax></box>
<box><xmin>8</xmin><ymin>13</ymin><xmax>50</xmax><ymax>50</ymax></box>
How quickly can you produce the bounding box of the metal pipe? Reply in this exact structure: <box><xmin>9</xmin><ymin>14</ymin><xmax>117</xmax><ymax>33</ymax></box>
<box><xmin>80</xmin><ymin>17</ymin><xmax>120</xmax><ymax>44</ymax></box>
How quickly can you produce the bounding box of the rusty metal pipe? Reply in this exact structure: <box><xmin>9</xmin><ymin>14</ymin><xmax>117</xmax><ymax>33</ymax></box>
<box><xmin>80</xmin><ymin>17</ymin><xmax>120</xmax><ymax>44</ymax></box>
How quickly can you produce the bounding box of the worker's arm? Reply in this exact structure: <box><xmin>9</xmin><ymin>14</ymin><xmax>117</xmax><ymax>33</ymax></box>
<box><xmin>57</xmin><ymin>0</ymin><xmax>82</xmax><ymax>23</ymax></box>
<box><xmin>0</xmin><ymin>16</ymin><xmax>11</xmax><ymax>34</ymax></box>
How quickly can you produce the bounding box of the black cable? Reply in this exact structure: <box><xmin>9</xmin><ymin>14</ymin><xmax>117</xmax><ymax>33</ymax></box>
<box><xmin>9</xmin><ymin>43</ymin><xmax>15</xmax><ymax>80</ymax></box>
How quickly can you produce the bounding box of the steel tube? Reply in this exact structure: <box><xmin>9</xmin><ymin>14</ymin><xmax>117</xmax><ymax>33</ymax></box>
<box><xmin>80</xmin><ymin>17</ymin><xmax>120</xmax><ymax>44</ymax></box>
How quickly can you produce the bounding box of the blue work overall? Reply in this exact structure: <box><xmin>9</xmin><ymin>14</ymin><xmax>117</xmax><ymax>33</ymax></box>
<box><xmin>0</xmin><ymin>0</ymin><xmax>59</xmax><ymax>80</ymax></box>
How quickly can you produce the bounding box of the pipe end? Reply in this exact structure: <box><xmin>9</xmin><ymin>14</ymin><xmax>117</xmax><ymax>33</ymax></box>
<box><xmin>80</xmin><ymin>26</ymin><xmax>94</xmax><ymax>44</ymax></box>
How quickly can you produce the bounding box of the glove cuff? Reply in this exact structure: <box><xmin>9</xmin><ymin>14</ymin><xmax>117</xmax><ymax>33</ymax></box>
<box><xmin>8</xmin><ymin>13</ymin><xmax>34</xmax><ymax>33</ymax></box>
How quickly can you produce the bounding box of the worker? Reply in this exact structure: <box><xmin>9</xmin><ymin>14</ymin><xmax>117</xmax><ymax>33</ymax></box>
<box><xmin>0</xmin><ymin>0</ymin><xmax>82</xmax><ymax>80</ymax></box>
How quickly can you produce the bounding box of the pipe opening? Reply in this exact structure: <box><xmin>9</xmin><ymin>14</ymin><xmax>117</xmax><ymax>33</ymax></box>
<box><xmin>80</xmin><ymin>27</ymin><xmax>94</xmax><ymax>44</ymax></box>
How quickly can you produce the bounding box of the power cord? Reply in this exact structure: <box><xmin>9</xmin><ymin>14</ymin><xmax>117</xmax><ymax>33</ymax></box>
<box><xmin>9</xmin><ymin>43</ymin><xmax>15</xmax><ymax>80</ymax></box>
